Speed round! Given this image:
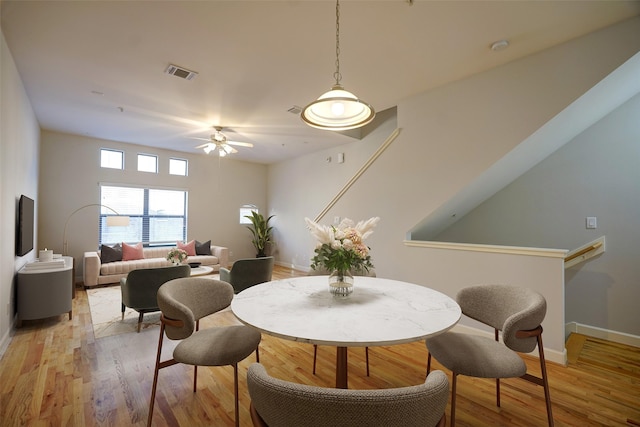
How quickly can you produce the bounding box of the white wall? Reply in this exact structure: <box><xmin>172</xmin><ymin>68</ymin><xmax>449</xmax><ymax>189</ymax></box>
<box><xmin>267</xmin><ymin>18</ymin><xmax>640</xmax><ymax>361</ymax></box>
<box><xmin>0</xmin><ymin>28</ymin><xmax>40</xmax><ymax>354</ymax></box>
<box><xmin>38</xmin><ymin>131</ymin><xmax>268</xmax><ymax>282</ymax></box>
<box><xmin>434</xmin><ymin>93</ymin><xmax>640</xmax><ymax>338</ymax></box>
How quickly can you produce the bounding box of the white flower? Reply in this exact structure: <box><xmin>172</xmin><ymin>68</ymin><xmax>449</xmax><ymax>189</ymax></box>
<box><xmin>355</xmin><ymin>217</ymin><xmax>380</xmax><ymax>240</ymax></box>
<box><xmin>305</xmin><ymin>217</ymin><xmax>334</xmax><ymax>245</ymax></box>
<box><xmin>342</xmin><ymin>239</ymin><xmax>354</xmax><ymax>250</ymax></box>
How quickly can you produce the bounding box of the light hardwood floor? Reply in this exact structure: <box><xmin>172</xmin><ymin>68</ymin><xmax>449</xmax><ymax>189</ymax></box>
<box><xmin>1</xmin><ymin>266</ymin><xmax>639</xmax><ymax>426</ymax></box>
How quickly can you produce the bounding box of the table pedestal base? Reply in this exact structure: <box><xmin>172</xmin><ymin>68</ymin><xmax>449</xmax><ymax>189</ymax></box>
<box><xmin>336</xmin><ymin>347</ymin><xmax>348</xmax><ymax>388</ymax></box>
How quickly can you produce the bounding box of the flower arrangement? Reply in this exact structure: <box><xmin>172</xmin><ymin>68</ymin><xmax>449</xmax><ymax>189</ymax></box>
<box><xmin>166</xmin><ymin>248</ymin><xmax>188</xmax><ymax>264</ymax></box>
<box><xmin>305</xmin><ymin>216</ymin><xmax>380</xmax><ymax>275</ymax></box>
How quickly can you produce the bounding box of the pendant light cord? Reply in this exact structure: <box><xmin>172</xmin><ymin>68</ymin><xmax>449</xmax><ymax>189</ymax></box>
<box><xmin>333</xmin><ymin>0</ymin><xmax>342</xmax><ymax>86</ymax></box>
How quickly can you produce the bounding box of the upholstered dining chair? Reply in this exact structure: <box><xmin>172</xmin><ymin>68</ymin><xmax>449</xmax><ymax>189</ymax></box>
<box><xmin>220</xmin><ymin>256</ymin><xmax>274</xmax><ymax>293</ymax></box>
<box><xmin>425</xmin><ymin>284</ymin><xmax>553</xmax><ymax>427</ymax></box>
<box><xmin>247</xmin><ymin>362</ymin><xmax>449</xmax><ymax>427</ymax></box>
<box><xmin>307</xmin><ymin>266</ymin><xmax>376</xmax><ymax>376</ymax></box>
<box><xmin>147</xmin><ymin>277</ymin><xmax>262</xmax><ymax>427</ymax></box>
<box><xmin>120</xmin><ymin>264</ymin><xmax>191</xmax><ymax>332</ymax></box>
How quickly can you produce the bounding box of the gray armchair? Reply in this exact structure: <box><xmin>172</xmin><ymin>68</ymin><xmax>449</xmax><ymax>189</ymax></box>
<box><xmin>247</xmin><ymin>362</ymin><xmax>449</xmax><ymax>427</ymax></box>
<box><xmin>220</xmin><ymin>256</ymin><xmax>274</xmax><ymax>293</ymax></box>
<box><xmin>120</xmin><ymin>264</ymin><xmax>191</xmax><ymax>332</ymax></box>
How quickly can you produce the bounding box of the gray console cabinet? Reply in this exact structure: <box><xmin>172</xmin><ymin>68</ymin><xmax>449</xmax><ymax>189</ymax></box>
<box><xmin>17</xmin><ymin>256</ymin><xmax>73</xmax><ymax>326</ymax></box>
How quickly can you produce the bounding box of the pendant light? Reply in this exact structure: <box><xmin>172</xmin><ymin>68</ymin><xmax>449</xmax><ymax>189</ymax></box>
<box><xmin>301</xmin><ymin>0</ymin><xmax>375</xmax><ymax>131</ymax></box>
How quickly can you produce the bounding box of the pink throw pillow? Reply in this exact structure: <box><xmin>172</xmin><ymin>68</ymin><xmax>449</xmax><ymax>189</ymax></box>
<box><xmin>177</xmin><ymin>240</ymin><xmax>196</xmax><ymax>256</ymax></box>
<box><xmin>122</xmin><ymin>242</ymin><xmax>144</xmax><ymax>261</ymax></box>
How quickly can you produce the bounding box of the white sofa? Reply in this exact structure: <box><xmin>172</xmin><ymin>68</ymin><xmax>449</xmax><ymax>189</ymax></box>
<box><xmin>83</xmin><ymin>245</ymin><xmax>228</xmax><ymax>287</ymax></box>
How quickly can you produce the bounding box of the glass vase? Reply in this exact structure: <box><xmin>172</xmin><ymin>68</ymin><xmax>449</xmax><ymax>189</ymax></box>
<box><xmin>328</xmin><ymin>269</ymin><xmax>354</xmax><ymax>297</ymax></box>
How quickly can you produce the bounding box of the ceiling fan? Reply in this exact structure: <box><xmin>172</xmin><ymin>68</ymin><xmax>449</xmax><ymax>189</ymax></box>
<box><xmin>192</xmin><ymin>126</ymin><xmax>254</xmax><ymax>156</ymax></box>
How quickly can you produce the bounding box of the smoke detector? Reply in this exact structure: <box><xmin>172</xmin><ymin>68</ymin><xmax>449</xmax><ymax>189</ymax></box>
<box><xmin>164</xmin><ymin>64</ymin><xmax>198</xmax><ymax>80</ymax></box>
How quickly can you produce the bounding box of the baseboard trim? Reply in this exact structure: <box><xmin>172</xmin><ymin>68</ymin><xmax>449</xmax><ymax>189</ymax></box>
<box><xmin>275</xmin><ymin>260</ymin><xmax>310</xmax><ymax>273</ymax></box>
<box><xmin>565</xmin><ymin>322</ymin><xmax>640</xmax><ymax>348</ymax></box>
<box><xmin>450</xmin><ymin>324</ymin><xmax>567</xmax><ymax>366</ymax></box>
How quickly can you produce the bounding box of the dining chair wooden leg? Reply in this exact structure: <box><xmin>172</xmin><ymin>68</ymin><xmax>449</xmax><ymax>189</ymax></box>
<box><xmin>537</xmin><ymin>335</ymin><xmax>554</xmax><ymax>426</ymax></box>
<box><xmin>365</xmin><ymin>347</ymin><xmax>370</xmax><ymax>376</ymax></box>
<box><xmin>233</xmin><ymin>363</ymin><xmax>240</xmax><ymax>427</ymax></box>
<box><xmin>451</xmin><ymin>372</ymin><xmax>458</xmax><ymax>427</ymax></box>
<box><xmin>256</xmin><ymin>346</ymin><xmax>260</xmax><ymax>363</ymax></box>
<box><xmin>148</xmin><ymin>324</ymin><xmax>166</xmax><ymax>427</ymax></box>
<box><xmin>426</xmin><ymin>352</ymin><xmax>432</xmax><ymax>375</ymax></box>
<box><xmin>137</xmin><ymin>312</ymin><xmax>144</xmax><ymax>332</ymax></box>
<box><xmin>517</xmin><ymin>327</ymin><xmax>554</xmax><ymax>426</ymax></box>
<box><xmin>313</xmin><ymin>344</ymin><xmax>318</xmax><ymax>374</ymax></box>
<box><xmin>193</xmin><ymin>365</ymin><xmax>198</xmax><ymax>392</ymax></box>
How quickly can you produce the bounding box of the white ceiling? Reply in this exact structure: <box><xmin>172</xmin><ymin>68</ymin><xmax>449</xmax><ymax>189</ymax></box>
<box><xmin>2</xmin><ymin>0</ymin><xmax>639</xmax><ymax>164</ymax></box>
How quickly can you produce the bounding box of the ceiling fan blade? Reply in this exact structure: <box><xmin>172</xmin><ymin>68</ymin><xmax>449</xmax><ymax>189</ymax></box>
<box><xmin>194</xmin><ymin>143</ymin><xmax>210</xmax><ymax>149</ymax></box>
<box><xmin>226</xmin><ymin>140</ymin><xmax>254</xmax><ymax>148</ymax></box>
<box><xmin>190</xmin><ymin>136</ymin><xmax>211</xmax><ymax>142</ymax></box>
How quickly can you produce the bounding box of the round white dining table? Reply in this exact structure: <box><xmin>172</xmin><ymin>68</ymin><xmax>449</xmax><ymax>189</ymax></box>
<box><xmin>231</xmin><ymin>275</ymin><xmax>461</xmax><ymax>388</ymax></box>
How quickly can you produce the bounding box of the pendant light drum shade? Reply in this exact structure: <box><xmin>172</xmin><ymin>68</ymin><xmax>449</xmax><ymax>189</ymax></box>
<box><xmin>301</xmin><ymin>84</ymin><xmax>375</xmax><ymax>131</ymax></box>
<box><xmin>301</xmin><ymin>0</ymin><xmax>375</xmax><ymax>131</ymax></box>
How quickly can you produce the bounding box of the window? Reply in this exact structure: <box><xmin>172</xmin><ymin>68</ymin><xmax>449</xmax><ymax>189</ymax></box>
<box><xmin>137</xmin><ymin>154</ymin><xmax>158</xmax><ymax>173</ymax></box>
<box><xmin>240</xmin><ymin>204</ymin><xmax>258</xmax><ymax>224</ymax></box>
<box><xmin>169</xmin><ymin>158</ymin><xmax>188</xmax><ymax>176</ymax></box>
<box><xmin>100</xmin><ymin>149</ymin><xmax>124</xmax><ymax>169</ymax></box>
<box><xmin>100</xmin><ymin>184</ymin><xmax>187</xmax><ymax>246</ymax></box>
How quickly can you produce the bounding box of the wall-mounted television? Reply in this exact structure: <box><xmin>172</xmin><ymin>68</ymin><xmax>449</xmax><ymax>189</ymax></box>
<box><xmin>16</xmin><ymin>195</ymin><xmax>34</xmax><ymax>256</ymax></box>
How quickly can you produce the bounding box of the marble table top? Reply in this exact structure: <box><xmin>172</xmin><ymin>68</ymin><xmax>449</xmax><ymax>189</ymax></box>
<box><xmin>231</xmin><ymin>275</ymin><xmax>461</xmax><ymax>347</ymax></box>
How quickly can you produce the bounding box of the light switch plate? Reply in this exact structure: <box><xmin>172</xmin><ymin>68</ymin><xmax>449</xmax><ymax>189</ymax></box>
<box><xmin>586</xmin><ymin>217</ymin><xmax>597</xmax><ymax>229</ymax></box>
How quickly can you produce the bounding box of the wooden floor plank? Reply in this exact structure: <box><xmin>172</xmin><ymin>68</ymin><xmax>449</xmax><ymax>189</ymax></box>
<box><xmin>1</xmin><ymin>266</ymin><xmax>639</xmax><ymax>426</ymax></box>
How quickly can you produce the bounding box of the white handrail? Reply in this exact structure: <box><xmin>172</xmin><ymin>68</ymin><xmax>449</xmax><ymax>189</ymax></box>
<box><xmin>314</xmin><ymin>128</ymin><xmax>400</xmax><ymax>223</ymax></box>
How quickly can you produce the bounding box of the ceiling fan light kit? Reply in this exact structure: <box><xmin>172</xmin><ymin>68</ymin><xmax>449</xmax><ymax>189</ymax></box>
<box><xmin>301</xmin><ymin>0</ymin><xmax>375</xmax><ymax>131</ymax></box>
<box><xmin>194</xmin><ymin>126</ymin><xmax>251</xmax><ymax>156</ymax></box>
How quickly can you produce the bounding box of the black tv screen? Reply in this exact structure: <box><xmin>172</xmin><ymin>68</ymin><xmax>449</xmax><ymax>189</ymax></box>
<box><xmin>17</xmin><ymin>195</ymin><xmax>34</xmax><ymax>256</ymax></box>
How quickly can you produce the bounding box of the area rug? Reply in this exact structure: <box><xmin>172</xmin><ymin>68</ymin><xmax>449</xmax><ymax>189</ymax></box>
<box><xmin>87</xmin><ymin>274</ymin><xmax>220</xmax><ymax>339</ymax></box>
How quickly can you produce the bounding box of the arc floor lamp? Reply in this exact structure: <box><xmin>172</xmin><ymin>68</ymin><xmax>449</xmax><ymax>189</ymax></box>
<box><xmin>62</xmin><ymin>204</ymin><xmax>129</xmax><ymax>256</ymax></box>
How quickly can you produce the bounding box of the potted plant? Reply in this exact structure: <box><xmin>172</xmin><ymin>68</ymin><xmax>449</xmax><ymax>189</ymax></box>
<box><xmin>245</xmin><ymin>211</ymin><xmax>275</xmax><ymax>257</ymax></box>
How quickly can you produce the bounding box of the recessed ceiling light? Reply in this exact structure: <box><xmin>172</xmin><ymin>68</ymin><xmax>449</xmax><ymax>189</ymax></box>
<box><xmin>490</xmin><ymin>40</ymin><xmax>510</xmax><ymax>52</ymax></box>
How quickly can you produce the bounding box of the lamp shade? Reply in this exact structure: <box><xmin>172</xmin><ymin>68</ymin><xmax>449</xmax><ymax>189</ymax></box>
<box><xmin>301</xmin><ymin>84</ymin><xmax>375</xmax><ymax>131</ymax></box>
<box><xmin>106</xmin><ymin>215</ymin><xmax>130</xmax><ymax>227</ymax></box>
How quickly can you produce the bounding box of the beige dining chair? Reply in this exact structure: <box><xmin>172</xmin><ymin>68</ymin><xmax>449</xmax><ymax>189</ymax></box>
<box><xmin>247</xmin><ymin>362</ymin><xmax>449</xmax><ymax>427</ymax></box>
<box><xmin>147</xmin><ymin>277</ymin><xmax>262</xmax><ymax>427</ymax></box>
<box><xmin>426</xmin><ymin>284</ymin><xmax>553</xmax><ymax>427</ymax></box>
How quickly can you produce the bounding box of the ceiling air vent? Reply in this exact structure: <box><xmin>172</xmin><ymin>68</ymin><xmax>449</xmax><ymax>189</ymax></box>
<box><xmin>165</xmin><ymin>64</ymin><xmax>198</xmax><ymax>81</ymax></box>
<box><xmin>287</xmin><ymin>105</ymin><xmax>302</xmax><ymax>114</ymax></box>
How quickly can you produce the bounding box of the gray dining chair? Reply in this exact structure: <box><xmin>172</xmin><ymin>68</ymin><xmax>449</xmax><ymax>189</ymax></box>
<box><xmin>120</xmin><ymin>264</ymin><xmax>191</xmax><ymax>332</ymax></box>
<box><xmin>426</xmin><ymin>284</ymin><xmax>553</xmax><ymax>427</ymax></box>
<box><xmin>147</xmin><ymin>277</ymin><xmax>262</xmax><ymax>427</ymax></box>
<box><xmin>220</xmin><ymin>256</ymin><xmax>274</xmax><ymax>293</ymax></box>
<box><xmin>247</xmin><ymin>362</ymin><xmax>449</xmax><ymax>427</ymax></box>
